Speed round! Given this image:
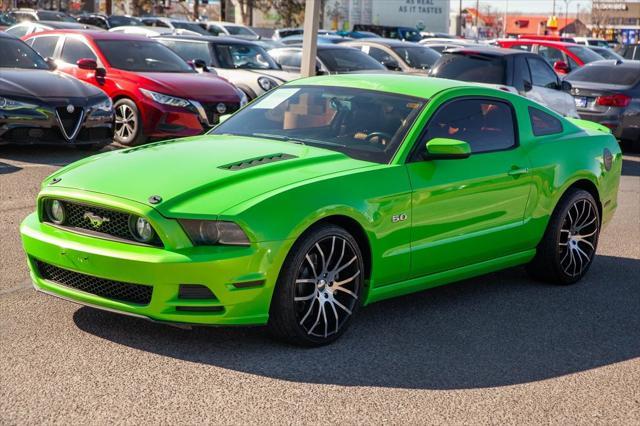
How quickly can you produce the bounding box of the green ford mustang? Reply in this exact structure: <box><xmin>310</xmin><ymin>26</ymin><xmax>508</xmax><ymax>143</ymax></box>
<box><xmin>20</xmin><ymin>75</ymin><xmax>621</xmax><ymax>345</ymax></box>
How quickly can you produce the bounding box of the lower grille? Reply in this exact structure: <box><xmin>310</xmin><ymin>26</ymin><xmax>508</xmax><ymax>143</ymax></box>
<box><xmin>36</xmin><ymin>260</ymin><xmax>153</xmax><ymax>305</ymax></box>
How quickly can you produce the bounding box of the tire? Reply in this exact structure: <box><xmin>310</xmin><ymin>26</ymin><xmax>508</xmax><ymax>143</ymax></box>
<box><xmin>268</xmin><ymin>224</ymin><xmax>365</xmax><ymax>346</ymax></box>
<box><xmin>527</xmin><ymin>189</ymin><xmax>600</xmax><ymax>284</ymax></box>
<box><xmin>113</xmin><ymin>98</ymin><xmax>146</xmax><ymax>146</ymax></box>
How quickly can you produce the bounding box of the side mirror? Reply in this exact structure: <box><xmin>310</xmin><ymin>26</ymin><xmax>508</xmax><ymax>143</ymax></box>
<box><xmin>523</xmin><ymin>80</ymin><xmax>533</xmax><ymax>92</ymax></box>
<box><xmin>553</xmin><ymin>60</ymin><xmax>570</xmax><ymax>75</ymax></box>
<box><xmin>560</xmin><ymin>80</ymin><xmax>572</xmax><ymax>92</ymax></box>
<box><xmin>188</xmin><ymin>58</ymin><xmax>209</xmax><ymax>72</ymax></box>
<box><xmin>45</xmin><ymin>57</ymin><xmax>57</xmax><ymax>71</ymax></box>
<box><xmin>382</xmin><ymin>59</ymin><xmax>401</xmax><ymax>71</ymax></box>
<box><xmin>76</xmin><ymin>58</ymin><xmax>97</xmax><ymax>70</ymax></box>
<box><xmin>424</xmin><ymin>138</ymin><xmax>471</xmax><ymax>160</ymax></box>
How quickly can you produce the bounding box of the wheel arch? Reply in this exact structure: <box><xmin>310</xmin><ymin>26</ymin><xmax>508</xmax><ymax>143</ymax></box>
<box><xmin>560</xmin><ymin>178</ymin><xmax>603</xmax><ymax>220</ymax></box>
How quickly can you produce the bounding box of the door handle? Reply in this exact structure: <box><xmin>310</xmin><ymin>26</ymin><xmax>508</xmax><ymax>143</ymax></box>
<box><xmin>508</xmin><ymin>167</ymin><xmax>529</xmax><ymax>177</ymax></box>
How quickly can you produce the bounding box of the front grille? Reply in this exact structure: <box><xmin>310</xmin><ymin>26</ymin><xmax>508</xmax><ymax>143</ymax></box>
<box><xmin>202</xmin><ymin>102</ymin><xmax>240</xmax><ymax>126</ymax></box>
<box><xmin>36</xmin><ymin>260</ymin><xmax>153</xmax><ymax>305</ymax></box>
<box><xmin>55</xmin><ymin>106</ymin><xmax>84</xmax><ymax>140</ymax></box>
<box><xmin>43</xmin><ymin>200</ymin><xmax>163</xmax><ymax>247</ymax></box>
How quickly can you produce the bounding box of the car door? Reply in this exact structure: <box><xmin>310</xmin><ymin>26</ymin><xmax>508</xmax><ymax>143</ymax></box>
<box><xmin>406</xmin><ymin>97</ymin><xmax>533</xmax><ymax>277</ymax></box>
<box><xmin>525</xmin><ymin>56</ymin><xmax>578</xmax><ymax>117</ymax></box>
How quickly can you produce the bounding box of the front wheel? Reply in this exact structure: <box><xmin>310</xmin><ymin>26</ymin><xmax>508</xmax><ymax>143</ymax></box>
<box><xmin>527</xmin><ymin>189</ymin><xmax>600</xmax><ymax>284</ymax></box>
<box><xmin>268</xmin><ymin>225</ymin><xmax>364</xmax><ymax>346</ymax></box>
<box><xmin>114</xmin><ymin>98</ymin><xmax>146</xmax><ymax>146</ymax></box>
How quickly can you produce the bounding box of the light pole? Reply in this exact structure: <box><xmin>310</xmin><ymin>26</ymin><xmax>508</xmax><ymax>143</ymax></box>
<box><xmin>503</xmin><ymin>0</ymin><xmax>508</xmax><ymax>37</ymax></box>
<box><xmin>300</xmin><ymin>0</ymin><xmax>320</xmax><ymax>77</ymax></box>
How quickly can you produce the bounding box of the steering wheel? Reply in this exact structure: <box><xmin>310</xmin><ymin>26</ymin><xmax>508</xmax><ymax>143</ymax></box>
<box><xmin>364</xmin><ymin>132</ymin><xmax>393</xmax><ymax>145</ymax></box>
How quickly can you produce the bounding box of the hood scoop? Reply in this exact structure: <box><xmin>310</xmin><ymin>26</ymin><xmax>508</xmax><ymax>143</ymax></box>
<box><xmin>219</xmin><ymin>153</ymin><xmax>297</xmax><ymax>171</ymax></box>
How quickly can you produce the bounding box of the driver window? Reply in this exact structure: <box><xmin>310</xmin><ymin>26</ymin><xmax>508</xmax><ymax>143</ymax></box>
<box><xmin>423</xmin><ymin>98</ymin><xmax>516</xmax><ymax>153</ymax></box>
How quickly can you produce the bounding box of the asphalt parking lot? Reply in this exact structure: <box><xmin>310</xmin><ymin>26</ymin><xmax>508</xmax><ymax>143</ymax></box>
<box><xmin>1</xmin><ymin>145</ymin><xmax>639</xmax><ymax>424</ymax></box>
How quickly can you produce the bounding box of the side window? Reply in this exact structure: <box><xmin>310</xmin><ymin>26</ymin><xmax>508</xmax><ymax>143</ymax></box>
<box><xmin>424</xmin><ymin>99</ymin><xmax>517</xmax><ymax>153</ymax></box>
<box><xmin>208</xmin><ymin>25</ymin><xmax>221</xmax><ymax>35</ymax></box>
<box><xmin>514</xmin><ymin>55</ymin><xmax>532</xmax><ymax>90</ymax></box>
<box><xmin>31</xmin><ymin>36</ymin><xmax>59</xmax><ymax>58</ymax></box>
<box><xmin>277</xmin><ymin>51</ymin><xmax>302</xmax><ymax>68</ymax></box>
<box><xmin>365</xmin><ymin>46</ymin><xmax>392</xmax><ymax>63</ymax></box>
<box><xmin>60</xmin><ymin>38</ymin><xmax>97</xmax><ymax>64</ymax></box>
<box><xmin>566</xmin><ymin>55</ymin><xmax>579</xmax><ymax>70</ymax></box>
<box><xmin>527</xmin><ymin>57</ymin><xmax>558</xmax><ymax>88</ymax></box>
<box><xmin>538</xmin><ymin>45</ymin><xmax>564</xmax><ymax>65</ymax></box>
<box><xmin>529</xmin><ymin>107</ymin><xmax>563</xmax><ymax>136</ymax></box>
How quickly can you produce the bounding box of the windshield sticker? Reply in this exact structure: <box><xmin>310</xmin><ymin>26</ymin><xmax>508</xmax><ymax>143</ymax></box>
<box><xmin>253</xmin><ymin>88</ymin><xmax>300</xmax><ymax>109</ymax></box>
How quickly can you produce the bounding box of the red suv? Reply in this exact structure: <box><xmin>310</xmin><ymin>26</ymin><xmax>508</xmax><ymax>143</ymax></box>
<box><xmin>23</xmin><ymin>31</ymin><xmax>244</xmax><ymax>146</ymax></box>
<box><xmin>496</xmin><ymin>39</ymin><xmax>604</xmax><ymax>76</ymax></box>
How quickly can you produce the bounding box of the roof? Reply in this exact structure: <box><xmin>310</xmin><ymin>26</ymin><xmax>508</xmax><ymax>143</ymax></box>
<box><xmin>270</xmin><ymin>44</ymin><xmax>359</xmax><ymax>52</ymax></box>
<box><xmin>155</xmin><ymin>34</ymin><xmax>257</xmax><ymax>45</ymax></box>
<box><xmin>344</xmin><ymin>38</ymin><xmax>421</xmax><ymax>47</ymax></box>
<box><xmin>445</xmin><ymin>46</ymin><xmax>532</xmax><ymax>57</ymax></box>
<box><xmin>27</xmin><ymin>29</ymin><xmax>150</xmax><ymax>41</ymax></box>
<box><xmin>498</xmin><ymin>38</ymin><xmax>578</xmax><ymax>47</ymax></box>
<box><xmin>505</xmin><ymin>15</ymin><xmax>577</xmax><ymax>35</ymax></box>
<box><xmin>291</xmin><ymin>73</ymin><xmax>479</xmax><ymax>100</ymax></box>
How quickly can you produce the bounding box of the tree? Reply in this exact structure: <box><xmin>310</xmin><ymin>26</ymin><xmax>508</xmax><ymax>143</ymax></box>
<box><xmin>255</xmin><ymin>0</ymin><xmax>305</xmax><ymax>27</ymax></box>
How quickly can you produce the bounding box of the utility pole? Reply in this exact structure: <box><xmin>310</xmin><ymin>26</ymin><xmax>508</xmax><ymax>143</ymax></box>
<box><xmin>503</xmin><ymin>0</ymin><xmax>508</xmax><ymax>37</ymax></box>
<box><xmin>300</xmin><ymin>0</ymin><xmax>320</xmax><ymax>77</ymax></box>
<box><xmin>194</xmin><ymin>0</ymin><xmax>200</xmax><ymax>20</ymax></box>
<box><xmin>458</xmin><ymin>0</ymin><xmax>463</xmax><ymax>36</ymax></box>
<box><xmin>221</xmin><ymin>0</ymin><xmax>227</xmax><ymax>21</ymax></box>
<box><xmin>475</xmin><ymin>0</ymin><xmax>479</xmax><ymax>39</ymax></box>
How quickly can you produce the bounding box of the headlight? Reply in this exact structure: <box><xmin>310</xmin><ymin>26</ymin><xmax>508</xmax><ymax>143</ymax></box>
<box><xmin>236</xmin><ymin>89</ymin><xmax>248</xmax><ymax>107</ymax></box>
<box><xmin>257</xmin><ymin>76</ymin><xmax>278</xmax><ymax>92</ymax></box>
<box><xmin>45</xmin><ymin>199</ymin><xmax>66</xmax><ymax>225</ymax></box>
<box><xmin>129</xmin><ymin>216</ymin><xmax>156</xmax><ymax>243</ymax></box>
<box><xmin>179</xmin><ymin>220</ymin><xmax>250</xmax><ymax>246</ymax></box>
<box><xmin>139</xmin><ymin>89</ymin><xmax>191</xmax><ymax>108</ymax></box>
<box><xmin>0</xmin><ymin>96</ymin><xmax>38</xmax><ymax>111</ymax></box>
<box><xmin>90</xmin><ymin>97</ymin><xmax>113</xmax><ymax>113</ymax></box>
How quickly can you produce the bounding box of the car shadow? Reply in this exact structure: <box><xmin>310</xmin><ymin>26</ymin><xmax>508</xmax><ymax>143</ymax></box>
<box><xmin>622</xmin><ymin>153</ymin><xmax>640</xmax><ymax>177</ymax></box>
<box><xmin>0</xmin><ymin>161</ymin><xmax>22</xmax><ymax>175</ymax></box>
<box><xmin>0</xmin><ymin>144</ymin><xmax>118</xmax><ymax>168</ymax></box>
<box><xmin>72</xmin><ymin>255</ymin><xmax>640</xmax><ymax>390</ymax></box>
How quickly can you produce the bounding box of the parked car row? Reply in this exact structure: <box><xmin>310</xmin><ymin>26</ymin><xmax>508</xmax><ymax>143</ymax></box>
<box><xmin>1</xmin><ymin>11</ymin><xmax>638</xmax><ymax>149</ymax></box>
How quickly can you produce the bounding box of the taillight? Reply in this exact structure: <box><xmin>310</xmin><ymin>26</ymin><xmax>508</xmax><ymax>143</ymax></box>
<box><xmin>596</xmin><ymin>94</ymin><xmax>631</xmax><ymax>107</ymax></box>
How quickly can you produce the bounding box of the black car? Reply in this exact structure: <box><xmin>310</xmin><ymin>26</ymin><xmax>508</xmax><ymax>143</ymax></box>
<box><xmin>0</xmin><ymin>34</ymin><xmax>114</xmax><ymax>149</ymax></box>
<box><xmin>428</xmin><ymin>47</ymin><xmax>579</xmax><ymax>117</ymax></box>
<box><xmin>352</xmin><ymin>24</ymin><xmax>421</xmax><ymax>42</ymax></box>
<box><xmin>565</xmin><ymin>60</ymin><xmax>640</xmax><ymax>146</ymax></box>
<box><xmin>268</xmin><ymin>44</ymin><xmax>387</xmax><ymax>74</ymax></box>
<box><xmin>76</xmin><ymin>14</ymin><xmax>142</xmax><ymax>30</ymax></box>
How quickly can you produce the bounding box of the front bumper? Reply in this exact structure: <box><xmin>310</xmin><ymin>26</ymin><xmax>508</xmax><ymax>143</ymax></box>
<box><xmin>20</xmin><ymin>210</ymin><xmax>291</xmax><ymax>326</ymax></box>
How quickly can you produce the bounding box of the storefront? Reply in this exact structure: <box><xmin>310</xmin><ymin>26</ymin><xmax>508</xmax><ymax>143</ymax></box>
<box><xmin>591</xmin><ymin>0</ymin><xmax>640</xmax><ymax>44</ymax></box>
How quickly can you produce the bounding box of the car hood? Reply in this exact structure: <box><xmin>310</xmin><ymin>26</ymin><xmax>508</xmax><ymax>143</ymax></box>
<box><xmin>0</xmin><ymin>69</ymin><xmax>103</xmax><ymax>99</ymax></box>
<box><xmin>49</xmin><ymin>135</ymin><xmax>373</xmax><ymax>216</ymax></box>
<box><xmin>136</xmin><ymin>72</ymin><xmax>240</xmax><ymax>101</ymax></box>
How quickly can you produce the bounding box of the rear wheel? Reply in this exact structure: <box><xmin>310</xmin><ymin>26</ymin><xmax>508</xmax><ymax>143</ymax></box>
<box><xmin>114</xmin><ymin>99</ymin><xmax>146</xmax><ymax>146</ymax></box>
<box><xmin>268</xmin><ymin>225</ymin><xmax>364</xmax><ymax>346</ymax></box>
<box><xmin>527</xmin><ymin>189</ymin><xmax>600</xmax><ymax>284</ymax></box>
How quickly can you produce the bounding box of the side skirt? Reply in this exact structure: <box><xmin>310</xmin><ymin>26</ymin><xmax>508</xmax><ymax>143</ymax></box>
<box><xmin>364</xmin><ymin>249</ymin><xmax>536</xmax><ymax>305</ymax></box>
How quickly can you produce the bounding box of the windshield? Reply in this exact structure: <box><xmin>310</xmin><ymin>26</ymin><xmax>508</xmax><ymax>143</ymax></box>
<box><xmin>567</xmin><ymin>65</ymin><xmax>640</xmax><ymax>86</ymax></box>
<box><xmin>171</xmin><ymin>21</ymin><xmax>209</xmax><ymax>35</ymax></box>
<box><xmin>225</xmin><ymin>25</ymin><xmax>256</xmax><ymax>36</ymax></box>
<box><xmin>430</xmin><ymin>53</ymin><xmax>506</xmax><ymax>84</ymax></box>
<box><xmin>0</xmin><ymin>37</ymin><xmax>49</xmax><ymax>69</ymax></box>
<box><xmin>96</xmin><ymin>40</ymin><xmax>194</xmax><ymax>73</ymax></box>
<box><xmin>109</xmin><ymin>16</ymin><xmax>141</xmax><ymax>27</ymax></box>
<box><xmin>38</xmin><ymin>11</ymin><xmax>76</xmax><ymax>22</ymax></box>
<box><xmin>211</xmin><ymin>85</ymin><xmax>425</xmax><ymax>163</ymax></box>
<box><xmin>399</xmin><ymin>28</ymin><xmax>422</xmax><ymax>42</ymax></box>
<box><xmin>592</xmin><ymin>48</ymin><xmax>623</xmax><ymax>60</ymax></box>
<box><xmin>214</xmin><ymin>44</ymin><xmax>278</xmax><ymax>69</ymax></box>
<box><xmin>317</xmin><ymin>48</ymin><xmax>386</xmax><ymax>72</ymax></box>
<box><xmin>567</xmin><ymin>45</ymin><xmax>604</xmax><ymax>64</ymax></box>
<box><xmin>392</xmin><ymin>46</ymin><xmax>440</xmax><ymax>69</ymax></box>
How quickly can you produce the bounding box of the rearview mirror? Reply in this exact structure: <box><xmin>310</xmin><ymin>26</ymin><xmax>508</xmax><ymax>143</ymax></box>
<box><xmin>424</xmin><ymin>138</ymin><xmax>471</xmax><ymax>160</ymax></box>
<box><xmin>76</xmin><ymin>58</ymin><xmax>97</xmax><ymax>70</ymax></box>
<box><xmin>523</xmin><ymin>80</ymin><xmax>533</xmax><ymax>92</ymax></box>
<box><xmin>553</xmin><ymin>60</ymin><xmax>570</xmax><ymax>75</ymax></box>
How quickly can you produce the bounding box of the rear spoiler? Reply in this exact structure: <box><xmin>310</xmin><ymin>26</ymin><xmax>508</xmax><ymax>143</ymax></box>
<box><xmin>565</xmin><ymin>117</ymin><xmax>612</xmax><ymax>135</ymax></box>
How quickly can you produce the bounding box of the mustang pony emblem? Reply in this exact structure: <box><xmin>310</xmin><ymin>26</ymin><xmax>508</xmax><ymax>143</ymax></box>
<box><xmin>83</xmin><ymin>211</ymin><xmax>110</xmax><ymax>228</ymax></box>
